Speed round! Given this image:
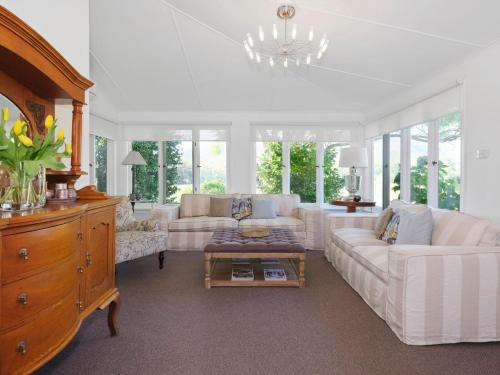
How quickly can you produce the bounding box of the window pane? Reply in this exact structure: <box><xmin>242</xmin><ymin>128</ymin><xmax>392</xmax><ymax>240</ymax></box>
<box><xmin>323</xmin><ymin>143</ymin><xmax>347</xmax><ymax>202</ymax></box>
<box><xmin>410</xmin><ymin>124</ymin><xmax>429</xmax><ymax>204</ymax></box>
<box><xmin>389</xmin><ymin>132</ymin><xmax>401</xmax><ymax>201</ymax></box>
<box><xmin>290</xmin><ymin>142</ymin><xmax>316</xmax><ymax>203</ymax></box>
<box><xmin>373</xmin><ymin>137</ymin><xmax>383</xmax><ymax>206</ymax></box>
<box><xmin>200</xmin><ymin>141</ymin><xmax>226</xmax><ymax>194</ymax></box>
<box><xmin>438</xmin><ymin>113</ymin><xmax>461</xmax><ymax>210</ymax></box>
<box><xmin>132</xmin><ymin>141</ymin><xmax>159</xmax><ymax>201</ymax></box>
<box><xmin>94</xmin><ymin>135</ymin><xmax>107</xmax><ymax>193</ymax></box>
<box><xmin>164</xmin><ymin>141</ymin><xmax>193</xmax><ymax>203</ymax></box>
<box><xmin>256</xmin><ymin>142</ymin><xmax>283</xmax><ymax>194</ymax></box>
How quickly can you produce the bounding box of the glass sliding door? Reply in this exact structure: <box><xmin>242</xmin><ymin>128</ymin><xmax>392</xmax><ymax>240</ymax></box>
<box><xmin>164</xmin><ymin>141</ymin><xmax>193</xmax><ymax>203</ymax></box>
<box><xmin>256</xmin><ymin>142</ymin><xmax>283</xmax><ymax>194</ymax></box>
<box><xmin>438</xmin><ymin>113</ymin><xmax>461</xmax><ymax>210</ymax></box>
<box><xmin>132</xmin><ymin>141</ymin><xmax>159</xmax><ymax>202</ymax></box>
<box><xmin>94</xmin><ymin>135</ymin><xmax>108</xmax><ymax>193</ymax></box>
<box><xmin>199</xmin><ymin>141</ymin><xmax>226</xmax><ymax>194</ymax></box>
<box><xmin>323</xmin><ymin>143</ymin><xmax>346</xmax><ymax>202</ymax></box>
<box><xmin>289</xmin><ymin>142</ymin><xmax>317</xmax><ymax>203</ymax></box>
<box><xmin>410</xmin><ymin>124</ymin><xmax>429</xmax><ymax>204</ymax></box>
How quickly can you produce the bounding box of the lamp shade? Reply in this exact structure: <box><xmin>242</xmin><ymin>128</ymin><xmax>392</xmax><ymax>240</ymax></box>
<box><xmin>122</xmin><ymin>150</ymin><xmax>147</xmax><ymax>166</ymax></box>
<box><xmin>339</xmin><ymin>147</ymin><xmax>368</xmax><ymax>168</ymax></box>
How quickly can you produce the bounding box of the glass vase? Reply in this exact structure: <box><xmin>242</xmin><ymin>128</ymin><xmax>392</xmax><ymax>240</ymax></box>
<box><xmin>0</xmin><ymin>162</ymin><xmax>47</xmax><ymax>211</ymax></box>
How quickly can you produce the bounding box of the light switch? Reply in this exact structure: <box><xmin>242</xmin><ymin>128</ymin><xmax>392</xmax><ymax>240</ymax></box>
<box><xmin>476</xmin><ymin>149</ymin><xmax>490</xmax><ymax>159</ymax></box>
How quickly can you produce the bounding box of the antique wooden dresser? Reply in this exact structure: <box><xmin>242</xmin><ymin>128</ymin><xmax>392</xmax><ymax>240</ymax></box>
<box><xmin>0</xmin><ymin>5</ymin><xmax>121</xmax><ymax>374</ymax></box>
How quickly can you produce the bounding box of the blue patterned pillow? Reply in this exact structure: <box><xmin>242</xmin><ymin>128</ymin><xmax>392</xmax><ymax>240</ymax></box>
<box><xmin>232</xmin><ymin>198</ymin><xmax>252</xmax><ymax>220</ymax></box>
<box><xmin>381</xmin><ymin>212</ymin><xmax>400</xmax><ymax>244</ymax></box>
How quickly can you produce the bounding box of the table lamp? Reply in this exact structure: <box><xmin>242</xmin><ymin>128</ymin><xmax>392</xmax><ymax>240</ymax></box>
<box><xmin>122</xmin><ymin>150</ymin><xmax>147</xmax><ymax>200</ymax></box>
<box><xmin>339</xmin><ymin>147</ymin><xmax>368</xmax><ymax>199</ymax></box>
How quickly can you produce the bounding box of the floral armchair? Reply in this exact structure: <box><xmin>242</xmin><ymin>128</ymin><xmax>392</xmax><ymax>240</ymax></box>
<box><xmin>115</xmin><ymin>197</ymin><xmax>168</xmax><ymax>269</ymax></box>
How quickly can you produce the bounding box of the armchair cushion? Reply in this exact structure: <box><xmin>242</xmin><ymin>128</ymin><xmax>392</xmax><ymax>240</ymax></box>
<box><xmin>116</xmin><ymin>197</ymin><xmax>136</xmax><ymax>231</ymax></box>
<box><xmin>115</xmin><ymin>231</ymin><xmax>168</xmax><ymax>264</ymax></box>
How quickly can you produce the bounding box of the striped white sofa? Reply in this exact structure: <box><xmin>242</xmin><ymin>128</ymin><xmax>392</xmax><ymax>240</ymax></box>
<box><xmin>152</xmin><ymin>194</ymin><xmax>323</xmax><ymax>251</ymax></box>
<box><xmin>325</xmin><ymin>206</ymin><xmax>500</xmax><ymax>345</ymax></box>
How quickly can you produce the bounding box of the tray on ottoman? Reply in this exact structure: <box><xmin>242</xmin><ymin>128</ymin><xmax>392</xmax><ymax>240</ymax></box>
<box><xmin>204</xmin><ymin>228</ymin><xmax>306</xmax><ymax>288</ymax></box>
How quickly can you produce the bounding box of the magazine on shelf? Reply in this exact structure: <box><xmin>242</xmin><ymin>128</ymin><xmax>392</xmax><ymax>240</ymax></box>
<box><xmin>231</xmin><ymin>268</ymin><xmax>254</xmax><ymax>281</ymax></box>
<box><xmin>264</xmin><ymin>268</ymin><xmax>287</xmax><ymax>281</ymax></box>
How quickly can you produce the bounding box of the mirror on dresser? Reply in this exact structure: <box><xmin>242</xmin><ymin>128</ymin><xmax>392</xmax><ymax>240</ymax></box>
<box><xmin>0</xmin><ymin>93</ymin><xmax>30</xmax><ymax>135</ymax></box>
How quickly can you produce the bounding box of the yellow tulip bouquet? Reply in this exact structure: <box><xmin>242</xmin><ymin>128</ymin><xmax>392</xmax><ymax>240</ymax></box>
<box><xmin>0</xmin><ymin>107</ymin><xmax>72</xmax><ymax>210</ymax></box>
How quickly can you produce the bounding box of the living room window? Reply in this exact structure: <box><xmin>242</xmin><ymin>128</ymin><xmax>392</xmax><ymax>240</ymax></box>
<box><xmin>132</xmin><ymin>141</ymin><xmax>159</xmax><ymax>202</ymax></box>
<box><xmin>255</xmin><ymin>141</ymin><xmax>347</xmax><ymax>203</ymax></box>
<box><xmin>131</xmin><ymin>128</ymin><xmax>228</xmax><ymax>204</ymax></box>
<box><xmin>372</xmin><ymin>112</ymin><xmax>461</xmax><ymax>210</ymax></box>
<box><xmin>89</xmin><ymin>134</ymin><xmax>111</xmax><ymax>193</ymax></box>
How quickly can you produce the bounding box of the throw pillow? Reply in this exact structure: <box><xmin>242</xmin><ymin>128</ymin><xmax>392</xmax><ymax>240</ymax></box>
<box><xmin>232</xmin><ymin>198</ymin><xmax>252</xmax><ymax>220</ymax></box>
<box><xmin>396</xmin><ymin>208</ymin><xmax>433</xmax><ymax>245</ymax></box>
<box><xmin>209</xmin><ymin>197</ymin><xmax>234</xmax><ymax>217</ymax></box>
<box><xmin>381</xmin><ymin>212</ymin><xmax>400</xmax><ymax>244</ymax></box>
<box><xmin>374</xmin><ymin>207</ymin><xmax>394</xmax><ymax>239</ymax></box>
<box><xmin>249</xmin><ymin>199</ymin><xmax>276</xmax><ymax>219</ymax></box>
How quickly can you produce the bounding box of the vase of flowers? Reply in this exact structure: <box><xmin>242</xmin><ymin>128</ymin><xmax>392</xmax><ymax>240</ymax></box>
<box><xmin>0</xmin><ymin>107</ymin><xmax>71</xmax><ymax>211</ymax></box>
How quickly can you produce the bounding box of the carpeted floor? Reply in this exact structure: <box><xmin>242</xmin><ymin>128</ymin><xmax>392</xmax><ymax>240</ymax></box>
<box><xmin>37</xmin><ymin>251</ymin><xmax>500</xmax><ymax>375</ymax></box>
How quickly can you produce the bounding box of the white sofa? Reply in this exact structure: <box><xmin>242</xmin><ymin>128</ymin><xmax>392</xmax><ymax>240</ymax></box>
<box><xmin>325</xmin><ymin>205</ymin><xmax>500</xmax><ymax>345</ymax></box>
<box><xmin>152</xmin><ymin>194</ymin><xmax>323</xmax><ymax>251</ymax></box>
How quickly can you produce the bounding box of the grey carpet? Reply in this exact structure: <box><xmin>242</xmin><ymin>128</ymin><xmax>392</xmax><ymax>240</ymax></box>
<box><xmin>37</xmin><ymin>251</ymin><xmax>500</xmax><ymax>375</ymax></box>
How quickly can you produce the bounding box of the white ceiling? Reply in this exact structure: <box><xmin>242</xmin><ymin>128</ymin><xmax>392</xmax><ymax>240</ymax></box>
<box><xmin>89</xmin><ymin>0</ymin><xmax>500</xmax><ymax>112</ymax></box>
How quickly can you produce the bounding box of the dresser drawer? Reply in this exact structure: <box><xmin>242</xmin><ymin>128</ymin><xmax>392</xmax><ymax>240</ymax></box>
<box><xmin>2</xmin><ymin>219</ymin><xmax>81</xmax><ymax>283</ymax></box>
<box><xmin>0</xmin><ymin>288</ymin><xmax>79</xmax><ymax>375</ymax></box>
<box><xmin>1</xmin><ymin>256</ymin><xmax>78</xmax><ymax>330</ymax></box>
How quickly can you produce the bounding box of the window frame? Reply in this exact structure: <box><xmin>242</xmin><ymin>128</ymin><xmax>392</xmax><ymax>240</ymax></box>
<box><xmin>371</xmin><ymin>112</ymin><xmax>463</xmax><ymax>210</ymax></box>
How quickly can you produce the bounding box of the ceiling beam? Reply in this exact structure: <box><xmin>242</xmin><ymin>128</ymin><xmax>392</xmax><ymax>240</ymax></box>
<box><xmin>90</xmin><ymin>50</ymin><xmax>129</xmax><ymax>100</ymax></box>
<box><xmin>159</xmin><ymin>0</ymin><xmax>412</xmax><ymax>88</ymax></box>
<box><xmin>300</xmin><ymin>4</ymin><xmax>485</xmax><ymax>48</ymax></box>
<box><xmin>169</xmin><ymin>8</ymin><xmax>204</xmax><ymax>110</ymax></box>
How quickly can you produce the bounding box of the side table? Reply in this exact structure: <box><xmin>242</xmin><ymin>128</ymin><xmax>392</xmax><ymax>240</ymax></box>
<box><xmin>329</xmin><ymin>200</ymin><xmax>376</xmax><ymax>213</ymax></box>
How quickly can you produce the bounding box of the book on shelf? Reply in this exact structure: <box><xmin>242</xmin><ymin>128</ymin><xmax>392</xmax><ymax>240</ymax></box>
<box><xmin>231</xmin><ymin>267</ymin><xmax>254</xmax><ymax>281</ymax></box>
<box><xmin>264</xmin><ymin>268</ymin><xmax>287</xmax><ymax>281</ymax></box>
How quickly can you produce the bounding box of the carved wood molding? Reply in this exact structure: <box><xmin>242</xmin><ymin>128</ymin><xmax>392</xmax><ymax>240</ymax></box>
<box><xmin>0</xmin><ymin>5</ymin><xmax>93</xmax><ymax>102</ymax></box>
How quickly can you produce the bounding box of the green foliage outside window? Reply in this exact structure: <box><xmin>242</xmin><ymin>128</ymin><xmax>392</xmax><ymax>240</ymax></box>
<box><xmin>164</xmin><ymin>141</ymin><xmax>183</xmax><ymax>203</ymax></box>
<box><xmin>256</xmin><ymin>142</ymin><xmax>344</xmax><ymax>203</ymax></box>
<box><xmin>94</xmin><ymin>135</ymin><xmax>107</xmax><ymax>193</ymax></box>
<box><xmin>132</xmin><ymin>141</ymin><xmax>159</xmax><ymax>201</ymax></box>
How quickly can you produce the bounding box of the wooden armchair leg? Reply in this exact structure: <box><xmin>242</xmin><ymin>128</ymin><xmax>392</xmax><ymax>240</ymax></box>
<box><xmin>158</xmin><ymin>251</ymin><xmax>165</xmax><ymax>269</ymax></box>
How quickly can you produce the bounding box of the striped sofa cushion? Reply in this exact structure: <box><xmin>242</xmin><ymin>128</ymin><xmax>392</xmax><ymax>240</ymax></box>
<box><xmin>180</xmin><ymin>194</ymin><xmax>239</xmax><ymax>218</ymax></box>
<box><xmin>244</xmin><ymin>194</ymin><xmax>300</xmax><ymax>217</ymax></box>
<box><xmin>332</xmin><ymin>228</ymin><xmax>388</xmax><ymax>256</ymax></box>
<box><xmin>238</xmin><ymin>217</ymin><xmax>305</xmax><ymax>232</ymax></box>
<box><xmin>169</xmin><ymin>216</ymin><xmax>238</xmax><ymax>232</ymax></box>
<box><xmin>432</xmin><ymin>211</ymin><xmax>490</xmax><ymax>246</ymax></box>
<box><xmin>350</xmin><ymin>245</ymin><xmax>389</xmax><ymax>283</ymax></box>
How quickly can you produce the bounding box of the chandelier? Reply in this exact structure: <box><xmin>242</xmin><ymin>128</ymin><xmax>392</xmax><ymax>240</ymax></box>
<box><xmin>243</xmin><ymin>4</ymin><xmax>329</xmax><ymax>68</ymax></box>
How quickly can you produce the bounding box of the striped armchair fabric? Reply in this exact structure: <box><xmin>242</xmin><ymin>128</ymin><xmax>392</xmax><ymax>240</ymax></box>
<box><xmin>325</xmin><ymin>205</ymin><xmax>500</xmax><ymax>345</ymax></box>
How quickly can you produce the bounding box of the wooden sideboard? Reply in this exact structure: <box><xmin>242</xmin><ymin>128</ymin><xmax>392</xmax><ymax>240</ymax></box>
<box><xmin>0</xmin><ymin>198</ymin><xmax>121</xmax><ymax>374</ymax></box>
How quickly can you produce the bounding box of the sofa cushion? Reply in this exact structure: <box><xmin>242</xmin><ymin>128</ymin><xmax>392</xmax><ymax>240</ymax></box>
<box><xmin>374</xmin><ymin>207</ymin><xmax>394</xmax><ymax>239</ymax></box>
<box><xmin>396</xmin><ymin>208</ymin><xmax>433</xmax><ymax>245</ymax></box>
<box><xmin>432</xmin><ymin>211</ymin><xmax>490</xmax><ymax>246</ymax></box>
<box><xmin>169</xmin><ymin>216</ymin><xmax>238</xmax><ymax>232</ymax></box>
<box><xmin>350</xmin><ymin>246</ymin><xmax>389</xmax><ymax>283</ymax></box>
<box><xmin>249</xmin><ymin>199</ymin><xmax>276</xmax><ymax>219</ymax></box>
<box><xmin>115</xmin><ymin>231</ymin><xmax>168</xmax><ymax>264</ymax></box>
<box><xmin>239</xmin><ymin>217</ymin><xmax>305</xmax><ymax>232</ymax></box>
<box><xmin>333</xmin><ymin>228</ymin><xmax>388</xmax><ymax>256</ymax></box>
<box><xmin>479</xmin><ymin>224</ymin><xmax>500</xmax><ymax>247</ymax></box>
<box><xmin>180</xmin><ymin>194</ymin><xmax>239</xmax><ymax>218</ymax></box>
<box><xmin>209</xmin><ymin>197</ymin><xmax>234</xmax><ymax>217</ymax></box>
<box><xmin>243</xmin><ymin>194</ymin><xmax>300</xmax><ymax>217</ymax></box>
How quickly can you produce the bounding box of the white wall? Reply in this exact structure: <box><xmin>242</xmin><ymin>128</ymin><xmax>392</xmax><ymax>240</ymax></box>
<box><xmin>365</xmin><ymin>41</ymin><xmax>500</xmax><ymax>224</ymax></box>
<box><xmin>0</xmin><ymin>0</ymin><xmax>91</xmax><ymax>187</ymax></box>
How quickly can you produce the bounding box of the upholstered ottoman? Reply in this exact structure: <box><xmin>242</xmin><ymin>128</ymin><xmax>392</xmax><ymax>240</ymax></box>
<box><xmin>204</xmin><ymin>228</ymin><xmax>306</xmax><ymax>288</ymax></box>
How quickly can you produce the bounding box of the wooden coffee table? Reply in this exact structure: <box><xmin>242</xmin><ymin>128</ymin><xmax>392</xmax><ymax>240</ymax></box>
<box><xmin>204</xmin><ymin>228</ymin><xmax>306</xmax><ymax>288</ymax></box>
<box><xmin>329</xmin><ymin>199</ymin><xmax>376</xmax><ymax>213</ymax></box>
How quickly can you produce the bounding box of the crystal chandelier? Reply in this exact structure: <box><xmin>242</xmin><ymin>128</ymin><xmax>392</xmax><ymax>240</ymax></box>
<box><xmin>243</xmin><ymin>4</ymin><xmax>329</xmax><ymax>68</ymax></box>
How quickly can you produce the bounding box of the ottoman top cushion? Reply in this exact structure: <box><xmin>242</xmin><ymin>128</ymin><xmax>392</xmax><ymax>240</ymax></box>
<box><xmin>204</xmin><ymin>228</ymin><xmax>305</xmax><ymax>253</ymax></box>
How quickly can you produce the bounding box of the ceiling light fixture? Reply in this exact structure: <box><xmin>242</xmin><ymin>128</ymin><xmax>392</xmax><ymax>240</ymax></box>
<box><xmin>243</xmin><ymin>4</ymin><xmax>329</xmax><ymax>68</ymax></box>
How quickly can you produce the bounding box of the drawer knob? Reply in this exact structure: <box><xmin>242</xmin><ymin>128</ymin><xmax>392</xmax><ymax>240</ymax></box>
<box><xmin>86</xmin><ymin>253</ymin><xmax>92</xmax><ymax>267</ymax></box>
<box><xmin>76</xmin><ymin>300</ymin><xmax>84</xmax><ymax>309</ymax></box>
<box><xmin>16</xmin><ymin>341</ymin><xmax>27</xmax><ymax>355</ymax></box>
<box><xmin>17</xmin><ymin>292</ymin><xmax>28</xmax><ymax>305</ymax></box>
<box><xmin>18</xmin><ymin>248</ymin><xmax>29</xmax><ymax>260</ymax></box>
<box><xmin>77</xmin><ymin>266</ymin><xmax>84</xmax><ymax>273</ymax></box>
